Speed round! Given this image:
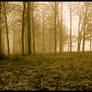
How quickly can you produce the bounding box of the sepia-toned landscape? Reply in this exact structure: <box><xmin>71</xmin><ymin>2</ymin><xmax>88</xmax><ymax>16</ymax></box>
<box><xmin>0</xmin><ymin>1</ymin><xmax>92</xmax><ymax>91</ymax></box>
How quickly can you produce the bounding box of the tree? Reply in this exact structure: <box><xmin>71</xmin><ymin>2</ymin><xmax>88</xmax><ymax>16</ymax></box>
<box><xmin>0</xmin><ymin>2</ymin><xmax>2</xmax><ymax>55</ymax></box>
<box><xmin>49</xmin><ymin>2</ymin><xmax>70</xmax><ymax>52</ymax></box>
<box><xmin>83</xmin><ymin>2</ymin><xmax>92</xmax><ymax>51</ymax></box>
<box><xmin>42</xmin><ymin>11</ymin><xmax>45</xmax><ymax>53</ymax></box>
<box><xmin>54</xmin><ymin>2</ymin><xmax>57</xmax><ymax>53</ymax></box>
<box><xmin>60</xmin><ymin>2</ymin><xmax>63</xmax><ymax>52</ymax></box>
<box><xmin>40</xmin><ymin>8</ymin><xmax>46</xmax><ymax>53</ymax></box>
<box><xmin>82</xmin><ymin>2</ymin><xmax>89</xmax><ymax>51</ymax></box>
<box><xmin>32</xmin><ymin>2</ymin><xmax>35</xmax><ymax>55</ymax></box>
<box><xmin>69</xmin><ymin>3</ymin><xmax>72</xmax><ymax>52</ymax></box>
<box><xmin>74</xmin><ymin>3</ymin><xmax>84</xmax><ymax>52</ymax></box>
<box><xmin>50</xmin><ymin>2</ymin><xmax>58</xmax><ymax>53</ymax></box>
<box><xmin>67</xmin><ymin>2</ymin><xmax>85</xmax><ymax>52</ymax></box>
<box><xmin>22</xmin><ymin>2</ymin><xmax>26</xmax><ymax>55</ymax></box>
<box><xmin>26</xmin><ymin>2</ymin><xmax>32</xmax><ymax>55</ymax></box>
<box><xmin>3</xmin><ymin>2</ymin><xmax>10</xmax><ymax>55</ymax></box>
<box><xmin>75</xmin><ymin>3</ymin><xmax>84</xmax><ymax>52</ymax></box>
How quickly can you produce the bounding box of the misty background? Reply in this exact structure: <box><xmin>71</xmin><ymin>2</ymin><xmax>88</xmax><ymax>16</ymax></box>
<box><xmin>0</xmin><ymin>2</ymin><xmax>92</xmax><ymax>56</ymax></box>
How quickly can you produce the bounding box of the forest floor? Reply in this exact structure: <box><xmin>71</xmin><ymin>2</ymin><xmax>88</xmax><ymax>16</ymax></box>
<box><xmin>0</xmin><ymin>52</ymin><xmax>92</xmax><ymax>91</ymax></box>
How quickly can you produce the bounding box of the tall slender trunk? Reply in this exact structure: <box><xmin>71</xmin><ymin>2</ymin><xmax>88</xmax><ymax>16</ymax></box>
<box><xmin>0</xmin><ymin>2</ymin><xmax>2</xmax><ymax>55</ymax></box>
<box><xmin>27</xmin><ymin>2</ymin><xmax>31</xmax><ymax>55</ymax></box>
<box><xmin>82</xmin><ymin>2</ymin><xmax>88</xmax><ymax>52</ymax></box>
<box><xmin>13</xmin><ymin>28</ymin><xmax>15</xmax><ymax>55</ymax></box>
<box><xmin>4</xmin><ymin>3</ymin><xmax>10</xmax><ymax>55</ymax></box>
<box><xmin>22</xmin><ymin>2</ymin><xmax>26</xmax><ymax>55</ymax></box>
<box><xmin>54</xmin><ymin>2</ymin><xmax>57</xmax><ymax>53</ymax></box>
<box><xmin>32</xmin><ymin>2</ymin><xmax>35</xmax><ymax>55</ymax></box>
<box><xmin>70</xmin><ymin>7</ymin><xmax>72</xmax><ymax>52</ymax></box>
<box><xmin>78</xmin><ymin>17</ymin><xmax>81</xmax><ymax>52</ymax></box>
<box><xmin>49</xmin><ymin>31</ymin><xmax>51</xmax><ymax>53</ymax></box>
<box><xmin>42</xmin><ymin>13</ymin><xmax>45</xmax><ymax>53</ymax></box>
<box><xmin>90</xmin><ymin>35</ymin><xmax>91</xmax><ymax>51</ymax></box>
<box><xmin>82</xmin><ymin>17</ymin><xmax>86</xmax><ymax>52</ymax></box>
<box><xmin>57</xmin><ymin>11</ymin><xmax>61</xmax><ymax>52</ymax></box>
<box><xmin>60</xmin><ymin>3</ymin><xmax>62</xmax><ymax>52</ymax></box>
<box><xmin>82</xmin><ymin>28</ymin><xmax>85</xmax><ymax>52</ymax></box>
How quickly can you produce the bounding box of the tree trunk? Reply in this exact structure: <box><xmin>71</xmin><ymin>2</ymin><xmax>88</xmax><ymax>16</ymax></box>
<box><xmin>60</xmin><ymin>3</ymin><xmax>63</xmax><ymax>52</ymax></box>
<box><xmin>49</xmin><ymin>31</ymin><xmax>51</xmax><ymax>53</ymax></box>
<box><xmin>4</xmin><ymin>3</ymin><xmax>10</xmax><ymax>55</ymax></box>
<box><xmin>54</xmin><ymin>2</ymin><xmax>57</xmax><ymax>53</ymax></box>
<box><xmin>82</xmin><ymin>24</ymin><xmax>85</xmax><ymax>52</ymax></box>
<box><xmin>32</xmin><ymin>2</ymin><xmax>35</xmax><ymax>55</ymax></box>
<box><xmin>42</xmin><ymin>13</ymin><xmax>45</xmax><ymax>53</ymax></box>
<box><xmin>82</xmin><ymin>17</ymin><xmax>86</xmax><ymax>52</ymax></box>
<box><xmin>22</xmin><ymin>2</ymin><xmax>26</xmax><ymax>56</ymax></box>
<box><xmin>70</xmin><ymin>7</ymin><xmax>72</xmax><ymax>52</ymax></box>
<box><xmin>78</xmin><ymin>17</ymin><xmax>81</xmax><ymax>52</ymax></box>
<box><xmin>82</xmin><ymin>2</ymin><xmax>88</xmax><ymax>52</ymax></box>
<box><xmin>27</xmin><ymin>2</ymin><xmax>32</xmax><ymax>55</ymax></box>
<box><xmin>90</xmin><ymin>35</ymin><xmax>91</xmax><ymax>51</ymax></box>
<box><xmin>0</xmin><ymin>2</ymin><xmax>2</xmax><ymax>55</ymax></box>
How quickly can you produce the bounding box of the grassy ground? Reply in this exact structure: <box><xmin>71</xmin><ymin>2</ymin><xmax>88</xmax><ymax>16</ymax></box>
<box><xmin>0</xmin><ymin>52</ymin><xmax>92</xmax><ymax>91</ymax></box>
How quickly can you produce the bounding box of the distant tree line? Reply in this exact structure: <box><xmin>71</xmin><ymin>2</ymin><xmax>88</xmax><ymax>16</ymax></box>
<box><xmin>0</xmin><ymin>2</ymin><xmax>92</xmax><ymax>56</ymax></box>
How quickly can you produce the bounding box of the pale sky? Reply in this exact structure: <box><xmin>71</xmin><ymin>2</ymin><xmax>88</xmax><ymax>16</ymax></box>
<box><xmin>39</xmin><ymin>2</ymin><xmax>79</xmax><ymax>36</ymax></box>
<box><xmin>63</xmin><ymin>2</ymin><xmax>79</xmax><ymax>36</ymax></box>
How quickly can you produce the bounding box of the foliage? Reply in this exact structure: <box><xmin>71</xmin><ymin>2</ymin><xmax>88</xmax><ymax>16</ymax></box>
<box><xmin>0</xmin><ymin>53</ymin><xmax>92</xmax><ymax>90</ymax></box>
